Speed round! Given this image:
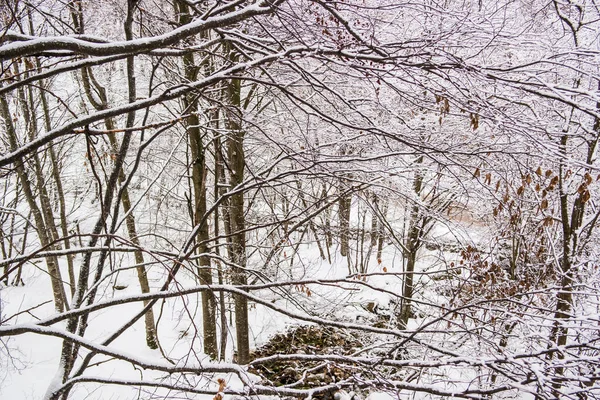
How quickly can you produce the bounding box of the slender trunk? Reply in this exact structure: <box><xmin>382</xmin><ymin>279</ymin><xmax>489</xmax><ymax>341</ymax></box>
<box><xmin>399</xmin><ymin>252</ymin><xmax>416</xmax><ymax>329</ymax></box>
<box><xmin>547</xmin><ymin>134</ymin><xmax>574</xmax><ymax>393</ymax></box>
<box><xmin>45</xmin><ymin>119</ymin><xmax>76</xmax><ymax>296</ymax></box>
<box><xmin>376</xmin><ymin>202</ymin><xmax>387</xmax><ymax>262</ymax></box>
<box><xmin>218</xmin><ymin>135</ymin><xmax>236</xmax><ymax>332</ymax></box>
<box><xmin>282</xmin><ymin>194</ymin><xmax>290</xmax><ymax>236</ymax></box>
<box><xmin>13</xmin><ymin>210</ymin><xmax>31</xmax><ymax>286</ymax></box>
<box><xmin>0</xmin><ymin>227</ymin><xmax>7</xmax><ymax>285</ymax></box>
<box><xmin>188</xmin><ymin>113</ymin><xmax>218</xmax><ymax>359</ymax></box>
<box><xmin>320</xmin><ymin>186</ymin><xmax>333</xmax><ymax>263</ymax></box>
<box><xmin>1</xmin><ymin>182</ymin><xmax>16</xmax><ymax>285</ymax></box>
<box><xmin>371</xmin><ymin>193</ymin><xmax>379</xmax><ymax>248</ymax></box>
<box><xmin>289</xmin><ymin>227</ymin><xmax>308</xmax><ymax>271</ymax></box>
<box><xmin>174</xmin><ymin>0</ymin><xmax>218</xmax><ymax>358</ymax></box>
<box><xmin>321</xmin><ymin>186</ymin><xmax>333</xmax><ymax>248</ymax></box>
<box><xmin>119</xmin><ymin>165</ymin><xmax>159</xmax><ymax>350</ymax></box>
<box><xmin>28</xmin><ymin>11</ymin><xmax>77</xmax><ymax>297</ymax></box>
<box><xmin>359</xmin><ymin>207</ymin><xmax>367</xmax><ymax>274</ymax></box>
<box><xmin>339</xmin><ymin>192</ymin><xmax>351</xmax><ymax>258</ymax></box>
<box><xmin>547</xmin><ymin>132</ymin><xmax>595</xmax><ymax>393</ymax></box>
<box><xmin>0</xmin><ymin>91</ymin><xmax>66</xmax><ymax>312</ymax></box>
<box><xmin>214</xmin><ymin>131</ymin><xmax>229</xmax><ymax>361</ymax></box>
<box><xmin>399</xmin><ymin>157</ymin><xmax>424</xmax><ymax>329</ymax></box>
<box><xmin>18</xmin><ymin>62</ymin><xmax>69</xmax><ymax>309</ymax></box>
<box><xmin>225</xmin><ymin>43</ymin><xmax>250</xmax><ymax>364</ymax></box>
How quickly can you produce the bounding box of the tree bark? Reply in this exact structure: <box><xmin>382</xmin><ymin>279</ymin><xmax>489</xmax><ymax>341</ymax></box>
<box><xmin>0</xmin><ymin>90</ymin><xmax>67</xmax><ymax>312</ymax></box>
<box><xmin>547</xmin><ymin>132</ymin><xmax>596</xmax><ymax>393</ymax></box>
<box><xmin>370</xmin><ymin>192</ymin><xmax>379</xmax><ymax>248</ymax></box>
<box><xmin>175</xmin><ymin>0</ymin><xmax>218</xmax><ymax>359</ymax></box>
<box><xmin>339</xmin><ymin>193</ymin><xmax>351</xmax><ymax>258</ymax></box>
<box><xmin>225</xmin><ymin>43</ymin><xmax>250</xmax><ymax>364</ymax></box>
<box><xmin>214</xmin><ymin>131</ymin><xmax>229</xmax><ymax>361</ymax></box>
<box><xmin>399</xmin><ymin>156</ymin><xmax>425</xmax><ymax>329</ymax></box>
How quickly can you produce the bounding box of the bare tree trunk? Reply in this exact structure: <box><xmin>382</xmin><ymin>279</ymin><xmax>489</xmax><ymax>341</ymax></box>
<box><xmin>399</xmin><ymin>252</ymin><xmax>416</xmax><ymax>329</ymax></box>
<box><xmin>214</xmin><ymin>131</ymin><xmax>229</xmax><ymax>361</ymax></box>
<box><xmin>1</xmin><ymin>179</ymin><xmax>18</xmax><ymax>285</ymax></box>
<box><xmin>13</xmin><ymin>210</ymin><xmax>31</xmax><ymax>286</ymax></box>
<box><xmin>23</xmin><ymin>87</ymin><xmax>68</xmax><ymax>300</ymax></box>
<box><xmin>121</xmin><ymin>177</ymin><xmax>159</xmax><ymax>349</ymax></box>
<box><xmin>339</xmin><ymin>192</ymin><xmax>351</xmax><ymax>258</ymax></box>
<box><xmin>358</xmin><ymin>206</ymin><xmax>367</xmax><ymax>274</ymax></box>
<box><xmin>320</xmin><ymin>185</ymin><xmax>333</xmax><ymax>264</ymax></box>
<box><xmin>371</xmin><ymin>192</ymin><xmax>379</xmax><ymax>248</ymax></box>
<box><xmin>23</xmin><ymin>8</ymin><xmax>77</xmax><ymax>297</ymax></box>
<box><xmin>0</xmin><ymin>228</ymin><xmax>7</xmax><ymax>285</ymax></box>
<box><xmin>376</xmin><ymin>201</ymin><xmax>387</xmax><ymax>262</ymax></box>
<box><xmin>174</xmin><ymin>0</ymin><xmax>218</xmax><ymax>359</ymax></box>
<box><xmin>187</xmin><ymin>110</ymin><xmax>218</xmax><ymax>359</ymax></box>
<box><xmin>225</xmin><ymin>44</ymin><xmax>250</xmax><ymax>364</ymax></box>
<box><xmin>547</xmin><ymin>132</ymin><xmax>596</xmax><ymax>393</ymax></box>
<box><xmin>399</xmin><ymin>157</ymin><xmax>425</xmax><ymax>329</ymax></box>
<box><xmin>45</xmin><ymin>116</ymin><xmax>76</xmax><ymax>295</ymax></box>
<box><xmin>0</xmin><ymin>90</ymin><xmax>67</xmax><ymax>312</ymax></box>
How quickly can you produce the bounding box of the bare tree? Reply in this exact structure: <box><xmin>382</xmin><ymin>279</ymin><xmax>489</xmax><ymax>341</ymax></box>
<box><xmin>1</xmin><ymin>1</ymin><xmax>600</xmax><ymax>400</ymax></box>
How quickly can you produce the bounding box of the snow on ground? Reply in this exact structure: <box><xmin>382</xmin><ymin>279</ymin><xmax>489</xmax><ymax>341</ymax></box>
<box><xmin>0</xmin><ymin>213</ymin><xmax>486</xmax><ymax>400</ymax></box>
<box><xmin>2</xmin><ymin>266</ymin><xmax>67</xmax><ymax>399</ymax></box>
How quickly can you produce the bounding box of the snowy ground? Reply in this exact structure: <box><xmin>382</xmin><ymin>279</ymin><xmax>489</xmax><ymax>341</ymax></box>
<box><xmin>0</xmin><ymin>208</ymin><xmax>498</xmax><ymax>400</ymax></box>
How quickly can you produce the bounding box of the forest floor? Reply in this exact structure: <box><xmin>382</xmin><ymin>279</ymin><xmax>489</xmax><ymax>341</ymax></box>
<box><xmin>0</xmin><ymin>218</ymin><xmax>481</xmax><ymax>400</ymax></box>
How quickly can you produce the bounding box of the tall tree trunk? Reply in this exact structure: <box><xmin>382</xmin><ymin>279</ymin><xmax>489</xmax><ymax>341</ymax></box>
<box><xmin>358</xmin><ymin>206</ymin><xmax>367</xmax><ymax>274</ymax></box>
<box><xmin>0</xmin><ymin>90</ymin><xmax>67</xmax><ymax>312</ymax></box>
<box><xmin>225</xmin><ymin>43</ymin><xmax>250</xmax><ymax>364</ymax></box>
<box><xmin>13</xmin><ymin>210</ymin><xmax>31</xmax><ymax>286</ymax></box>
<box><xmin>214</xmin><ymin>130</ymin><xmax>229</xmax><ymax>361</ymax></box>
<box><xmin>399</xmin><ymin>156</ymin><xmax>425</xmax><ymax>329</ymax></box>
<box><xmin>41</xmin><ymin>90</ymin><xmax>76</xmax><ymax>295</ymax></box>
<box><xmin>547</xmin><ymin>132</ymin><xmax>596</xmax><ymax>393</ymax></box>
<box><xmin>370</xmin><ymin>192</ymin><xmax>379</xmax><ymax>248</ymax></box>
<box><xmin>175</xmin><ymin>0</ymin><xmax>218</xmax><ymax>359</ymax></box>
<box><xmin>27</xmin><ymin>8</ymin><xmax>77</xmax><ymax>297</ymax></box>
